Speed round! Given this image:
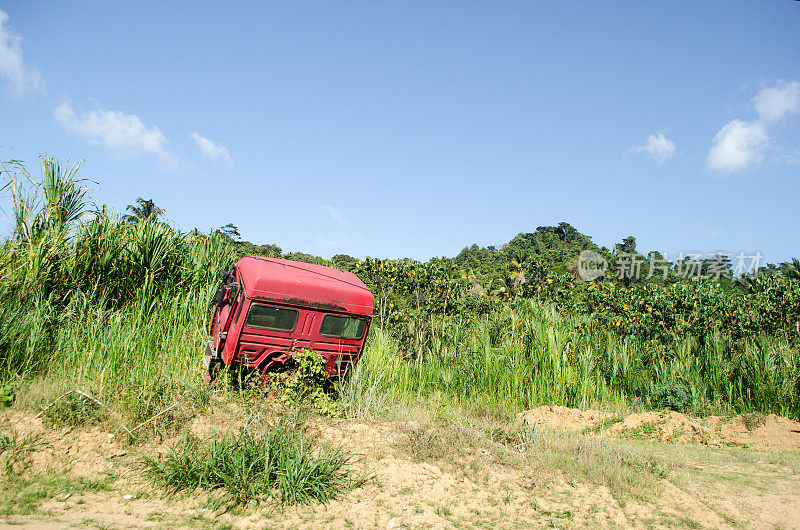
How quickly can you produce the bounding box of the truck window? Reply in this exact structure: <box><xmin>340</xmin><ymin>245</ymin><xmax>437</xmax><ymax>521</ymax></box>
<box><xmin>245</xmin><ymin>304</ymin><xmax>298</xmax><ymax>331</ymax></box>
<box><xmin>231</xmin><ymin>279</ymin><xmax>246</xmax><ymax>326</ymax></box>
<box><xmin>231</xmin><ymin>292</ymin><xmax>244</xmax><ymax>326</ymax></box>
<box><xmin>319</xmin><ymin>314</ymin><xmax>366</xmax><ymax>339</ymax></box>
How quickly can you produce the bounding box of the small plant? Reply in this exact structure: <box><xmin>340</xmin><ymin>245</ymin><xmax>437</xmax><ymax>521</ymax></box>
<box><xmin>0</xmin><ymin>428</ymin><xmax>44</xmax><ymax>474</ymax></box>
<box><xmin>141</xmin><ymin>423</ymin><xmax>364</xmax><ymax>507</ymax></box>
<box><xmin>742</xmin><ymin>412</ymin><xmax>767</xmax><ymax>432</ymax></box>
<box><xmin>405</xmin><ymin>428</ymin><xmax>447</xmax><ymax>462</ymax></box>
<box><xmin>0</xmin><ymin>380</ymin><xmax>17</xmax><ymax>408</ymax></box>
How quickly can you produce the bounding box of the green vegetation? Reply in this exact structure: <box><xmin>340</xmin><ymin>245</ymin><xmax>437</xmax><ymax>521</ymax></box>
<box><xmin>0</xmin><ymin>472</ymin><xmax>113</xmax><ymax>516</ymax></box>
<box><xmin>1</xmin><ymin>154</ymin><xmax>799</xmax><ymax>433</ymax></box>
<box><xmin>141</xmin><ymin>424</ymin><xmax>364</xmax><ymax>508</ymax></box>
<box><xmin>0</xmin><ymin>428</ymin><xmax>43</xmax><ymax>474</ymax></box>
<box><xmin>265</xmin><ymin>349</ymin><xmax>345</xmax><ymax>417</ymax></box>
<box><xmin>742</xmin><ymin>412</ymin><xmax>767</xmax><ymax>431</ymax></box>
<box><xmin>41</xmin><ymin>391</ymin><xmax>107</xmax><ymax>427</ymax></box>
<box><xmin>341</xmin><ymin>306</ymin><xmax>798</xmax><ymax>419</ymax></box>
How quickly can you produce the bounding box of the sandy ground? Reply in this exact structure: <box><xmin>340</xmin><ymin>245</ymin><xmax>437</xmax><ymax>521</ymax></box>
<box><xmin>518</xmin><ymin>405</ymin><xmax>800</xmax><ymax>451</ymax></box>
<box><xmin>1</xmin><ymin>401</ymin><xmax>799</xmax><ymax>529</ymax></box>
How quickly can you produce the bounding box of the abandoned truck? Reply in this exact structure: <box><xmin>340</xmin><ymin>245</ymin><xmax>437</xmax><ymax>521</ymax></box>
<box><xmin>203</xmin><ymin>256</ymin><xmax>374</xmax><ymax>383</ymax></box>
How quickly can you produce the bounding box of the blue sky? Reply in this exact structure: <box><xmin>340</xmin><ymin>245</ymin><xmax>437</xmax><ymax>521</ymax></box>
<box><xmin>1</xmin><ymin>1</ymin><xmax>799</xmax><ymax>263</ymax></box>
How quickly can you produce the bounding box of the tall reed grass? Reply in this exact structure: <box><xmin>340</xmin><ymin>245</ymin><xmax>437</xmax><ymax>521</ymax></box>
<box><xmin>343</xmin><ymin>302</ymin><xmax>800</xmax><ymax>419</ymax></box>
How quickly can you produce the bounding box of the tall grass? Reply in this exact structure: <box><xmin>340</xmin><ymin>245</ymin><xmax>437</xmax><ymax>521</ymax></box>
<box><xmin>344</xmin><ymin>301</ymin><xmax>800</xmax><ymax>419</ymax></box>
<box><xmin>1</xmin><ymin>156</ymin><xmax>236</xmax><ymax>425</ymax></box>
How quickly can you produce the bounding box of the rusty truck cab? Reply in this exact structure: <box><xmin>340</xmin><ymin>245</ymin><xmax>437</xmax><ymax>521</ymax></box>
<box><xmin>203</xmin><ymin>256</ymin><xmax>374</xmax><ymax>382</ymax></box>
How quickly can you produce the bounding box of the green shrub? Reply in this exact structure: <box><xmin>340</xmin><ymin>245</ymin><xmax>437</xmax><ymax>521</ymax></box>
<box><xmin>141</xmin><ymin>424</ymin><xmax>364</xmax><ymax>507</ymax></box>
<box><xmin>650</xmin><ymin>381</ymin><xmax>693</xmax><ymax>413</ymax></box>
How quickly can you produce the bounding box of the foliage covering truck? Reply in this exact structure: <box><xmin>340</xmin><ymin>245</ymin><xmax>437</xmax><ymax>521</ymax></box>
<box><xmin>203</xmin><ymin>256</ymin><xmax>374</xmax><ymax>383</ymax></box>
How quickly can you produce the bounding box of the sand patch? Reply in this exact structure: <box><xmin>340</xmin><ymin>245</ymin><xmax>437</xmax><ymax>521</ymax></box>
<box><xmin>3</xmin><ymin>405</ymin><xmax>800</xmax><ymax>528</ymax></box>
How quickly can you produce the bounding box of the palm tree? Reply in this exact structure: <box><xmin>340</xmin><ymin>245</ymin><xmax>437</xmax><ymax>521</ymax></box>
<box><xmin>507</xmin><ymin>250</ymin><xmax>528</xmax><ymax>295</ymax></box>
<box><xmin>780</xmin><ymin>258</ymin><xmax>800</xmax><ymax>280</ymax></box>
<box><xmin>123</xmin><ymin>197</ymin><xmax>165</xmax><ymax>223</ymax></box>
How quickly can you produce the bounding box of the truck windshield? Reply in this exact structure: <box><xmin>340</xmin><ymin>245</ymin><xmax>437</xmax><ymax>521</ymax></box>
<box><xmin>245</xmin><ymin>304</ymin><xmax>298</xmax><ymax>331</ymax></box>
<box><xmin>319</xmin><ymin>314</ymin><xmax>367</xmax><ymax>339</ymax></box>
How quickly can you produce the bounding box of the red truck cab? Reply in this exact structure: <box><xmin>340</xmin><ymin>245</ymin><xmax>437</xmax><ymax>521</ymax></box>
<box><xmin>203</xmin><ymin>256</ymin><xmax>374</xmax><ymax>382</ymax></box>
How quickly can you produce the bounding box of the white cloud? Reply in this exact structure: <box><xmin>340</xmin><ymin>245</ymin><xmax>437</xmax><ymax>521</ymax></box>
<box><xmin>752</xmin><ymin>80</ymin><xmax>800</xmax><ymax>124</ymax></box>
<box><xmin>707</xmin><ymin>80</ymin><xmax>800</xmax><ymax>173</ymax></box>
<box><xmin>630</xmin><ymin>133</ymin><xmax>676</xmax><ymax>163</ymax></box>
<box><xmin>190</xmin><ymin>132</ymin><xmax>233</xmax><ymax>167</ymax></box>
<box><xmin>0</xmin><ymin>8</ymin><xmax>44</xmax><ymax>94</ymax></box>
<box><xmin>320</xmin><ymin>205</ymin><xmax>347</xmax><ymax>227</ymax></box>
<box><xmin>54</xmin><ymin>102</ymin><xmax>177</xmax><ymax>169</ymax></box>
<box><xmin>317</xmin><ymin>235</ymin><xmax>334</xmax><ymax>247</ymax></box>
<box><xmin>707</xmin><ymin>119</ymin><xmax>768</xmax><ymax>172</ymax></box>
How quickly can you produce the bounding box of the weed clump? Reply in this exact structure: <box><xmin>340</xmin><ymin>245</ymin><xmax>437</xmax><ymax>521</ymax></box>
<box><xmin>42</xmin><ymin>392</ymin><xmax>106</xmax><ymax>427</ymax></box>
<box><xmin>141</xmin><ymin>423</ymin><xmax>364</xmax><ymax>507</ymax></box>
<box><xmin>742</xmin><ymin>412</ymin><xmax>767</xmax><ymax>431</ymax></box>
<box><xmin>0</xmin><ymin>428</ymin><xmax>44</xmax><ymax>475</ymax></box>
<box><xmin>0</xmin><ymin>381</ymin><xmax>17</xmax><ymax>408</ymax></box>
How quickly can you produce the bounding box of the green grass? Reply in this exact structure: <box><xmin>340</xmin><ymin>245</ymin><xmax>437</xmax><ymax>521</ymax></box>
<box><xmin>341</xmin><ymin>306</ymin><xmax>800</xmax><ymax>421</ymax></box>
<box><xmin>0</xmin><ymin>427</ymin><xmax>45</xmax><ymax>474</ymax></box>
<box><xmin>484</xmin><ymin>421</ymin><xmax>669</xmax><ymax>499</ymax></box>
<box><xmin>141</xmin><ymin>423</ymin><xmax>366</xmax><ymax>508</ymax></box>
<box><xmin>0</xmin><ymin>472</ymin><xmax>114</xmax><ymax>516</ymax></box>
<box><xmin>41</xmin><ymin>392</ymin><xmax>107</xmax><ymax>427</ymax></box>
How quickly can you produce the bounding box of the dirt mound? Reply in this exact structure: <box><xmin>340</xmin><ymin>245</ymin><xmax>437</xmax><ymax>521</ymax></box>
<box><xmin>517</xmin><ymin>405</ymin><xmax>614</xmax><ymax>432</ymax></box>
<box><xmin>516</xmin><ymin>406</ymin><xmax>800</xmax><ymax>451</ymax></box>
<box><xmin>1</xmin><ymin>410</ymin><xmax>125</xmax><ymax>478</ymax></box>
<box><xmin>720</xmin><ymin>414</ymin><xmax>800</xmax><ymax>452</ymax></box>
<box><xmin>607</xmin><ymin>411</ymin><xmax>718</xmax><ymax>444</ymax></box>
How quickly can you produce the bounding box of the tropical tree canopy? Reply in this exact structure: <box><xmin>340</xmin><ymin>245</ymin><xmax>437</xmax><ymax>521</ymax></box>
<box><xmin>123</xmin><ymin>197</ymin><xmax>165</xmax><ymax>223</ymax></box>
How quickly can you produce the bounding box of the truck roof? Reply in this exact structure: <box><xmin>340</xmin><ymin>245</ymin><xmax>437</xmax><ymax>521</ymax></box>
<box><xmin>236</xmin><ymin>256</ymin><xmax>374</xmax><ymax>316</ymax></box>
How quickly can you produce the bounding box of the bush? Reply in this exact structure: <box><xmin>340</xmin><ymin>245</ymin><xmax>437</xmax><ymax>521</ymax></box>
<box><xmin>650</xmin><ymin>381</ymin><xmax>693</xmax><ymax>413</ymax></box>
<box><xmin>267</xmin><ymin>350</ymin><xmax>344</xmax><ymax>417</ymax></box>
